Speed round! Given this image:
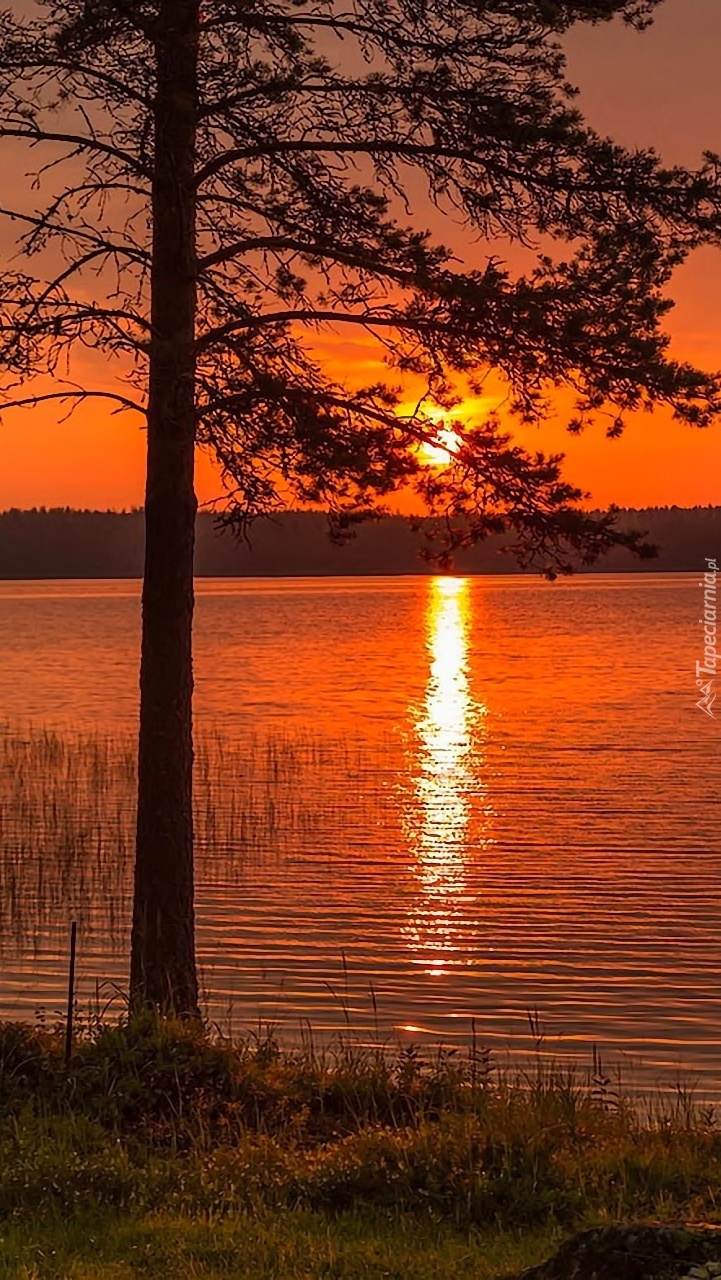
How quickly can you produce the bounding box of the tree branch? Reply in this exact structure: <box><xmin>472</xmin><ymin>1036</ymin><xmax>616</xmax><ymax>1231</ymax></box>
<box><xmin>196</xmin><ymin>140</ymin><xmax>472</xmax><ymax>187</ymax></box>
<box><xmin>15</xmin><ymin>249</ymin><xmax>146</xmax><ymax>334</ymax></box>
<box><xmin>0</xmin><ymin>390</ymin><xmax>146</xmax><ymax>416</ymax></box>
<box><xmin>12</xmin><ymin>57</ymin><xmax>152</xmax><ymax>108</ymax></box>
<box><xmin>197</xmin><ymin>234</ymin><xmax>439</xmax><ymax>285</ymax></box>
<box><xmin>197</xmin><ymin>308</ymin><xmax>446</xmax><ymax>349</ymax></box>
<box><xmin>0</xmin><ymin>206</ymin><xmax>150</xmax><ymax>264</ymax></box>
<box><xmin>198</xmin><ymin>384</ymin><xmax>442</xmax><ymax>449</ymax></box>
<box><xmin>0</xmin><ymin>127</ymin><xmax>151</xmax><ymax>179</ymax></box>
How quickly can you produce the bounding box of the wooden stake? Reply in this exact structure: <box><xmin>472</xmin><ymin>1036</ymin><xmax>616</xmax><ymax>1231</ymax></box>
<box><xmin>65</xmin><ymin>921</ymin><xmax>77</xmax><ymax>1065</ymax></box>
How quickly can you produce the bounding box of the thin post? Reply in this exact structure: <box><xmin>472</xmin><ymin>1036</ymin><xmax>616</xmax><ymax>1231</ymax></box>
<box><xmin>65</xmin><ymin>921</ymin><xmax>77</xmax><ymax>1064</ymax></box>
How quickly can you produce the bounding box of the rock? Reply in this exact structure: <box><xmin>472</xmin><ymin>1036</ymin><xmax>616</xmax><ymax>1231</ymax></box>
<box><xmin>512</xmin><ymin>1225</ymin><xmax>721</xmax><ymax>1280</ymax></box>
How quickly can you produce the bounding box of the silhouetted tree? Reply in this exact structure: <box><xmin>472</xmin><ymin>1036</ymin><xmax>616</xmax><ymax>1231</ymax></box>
<box><xmin>1</xmin><ymin>0</ymin><xmax>720</xmax><ymax>1012</ymax></box>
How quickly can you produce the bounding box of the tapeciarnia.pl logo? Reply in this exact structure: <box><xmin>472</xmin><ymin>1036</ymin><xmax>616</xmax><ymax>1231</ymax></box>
<box><xmin>696</xmin><ymin>557</ymin><xmax>718</xmax><ymax>719</ymax></box>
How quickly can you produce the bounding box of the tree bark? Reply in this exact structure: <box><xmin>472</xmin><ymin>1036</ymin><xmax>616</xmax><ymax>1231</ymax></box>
<box><xmin>130</xmin><ymin>0</ymin><xmax>201</xmax><ymax>1016</ymax></box>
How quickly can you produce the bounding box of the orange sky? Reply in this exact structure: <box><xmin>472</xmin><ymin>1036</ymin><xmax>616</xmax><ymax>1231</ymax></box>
<box><xmin>2</xmin><ymin>0</ymin><xmax>721</xmax><ymax>512</ymax></box>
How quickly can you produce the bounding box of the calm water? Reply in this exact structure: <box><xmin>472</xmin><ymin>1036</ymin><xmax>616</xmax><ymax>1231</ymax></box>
<box><xmin>0</xmin><ymin>574</ymin><xmax>719</xmax><ymax>1091</ymax></box>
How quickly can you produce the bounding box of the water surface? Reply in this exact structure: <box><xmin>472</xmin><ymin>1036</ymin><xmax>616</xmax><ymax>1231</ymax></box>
<box><xmin>0</xmin><ymin>574</ymin><xmax>718</xmax><ymax>1091</ymax></box>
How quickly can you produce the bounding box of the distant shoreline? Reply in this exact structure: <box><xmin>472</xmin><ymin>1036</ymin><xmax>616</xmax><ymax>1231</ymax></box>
<box><xmin>1</xmin><ymin>506</ymin><xmax>718</xmax><ymax>578</ymax></box>
<box><xmin>0</xmin><ymin>568</ymin><xmax>704</xmax><ymax>582</ymax></box>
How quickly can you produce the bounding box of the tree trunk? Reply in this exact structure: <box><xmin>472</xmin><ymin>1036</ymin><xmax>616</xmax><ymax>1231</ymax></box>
<box><xmin>130</xmin><ymin>0</ymin><xmax>201</xmax><ymax>1016</ymax></box>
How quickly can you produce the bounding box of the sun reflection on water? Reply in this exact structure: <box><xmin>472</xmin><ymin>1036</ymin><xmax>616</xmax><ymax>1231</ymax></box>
<box><xmin>402</xmin><ymin>576</ymin><xmax>492</xmax><ymax>976</ymax></box>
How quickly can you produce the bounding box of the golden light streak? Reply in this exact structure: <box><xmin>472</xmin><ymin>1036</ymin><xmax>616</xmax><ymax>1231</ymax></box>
<box><xmin>402</xmin><ymin>576</ymin><xmax>491</xmax><ymax>976</ymax></box>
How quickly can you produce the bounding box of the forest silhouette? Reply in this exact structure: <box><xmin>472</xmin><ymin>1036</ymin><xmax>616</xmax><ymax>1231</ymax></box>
<box><xmin>1</xmin><ymin>506</ymin><xmax>718</xmax><ymax>579</ymax></box>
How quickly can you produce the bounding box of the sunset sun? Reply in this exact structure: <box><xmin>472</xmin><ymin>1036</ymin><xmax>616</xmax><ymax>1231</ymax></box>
<box><xmin>419</xmin><ymin>424</ymin><xmax>460</xmax><ymax>467</ymax></box>
<box><xmin>411</xmin><ymin>407</ymin><xmax>466</xmax><ymax>467</ymax></box>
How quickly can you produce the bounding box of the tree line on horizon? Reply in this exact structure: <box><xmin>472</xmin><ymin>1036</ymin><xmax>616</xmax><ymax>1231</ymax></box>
<box><xmin>1</xmin><ymin>505</ymin><xmax>719</xmax><ymax>578</ymax></box>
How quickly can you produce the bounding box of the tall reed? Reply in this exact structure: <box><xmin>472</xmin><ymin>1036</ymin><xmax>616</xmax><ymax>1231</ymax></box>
<box><xmin>0</xmin><ymin>722</ymin><xmax>381</xmax><ymax>949</ymax></box>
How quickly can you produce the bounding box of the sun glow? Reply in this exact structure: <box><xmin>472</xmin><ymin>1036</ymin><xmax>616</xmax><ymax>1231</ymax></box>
<box><xmin>411</xmin><ymin>396</ymin><xmax>492</xmax><ymax>468</ymax></box>
<box><xmin>419</xmin><ymin>425</ymin><xmax>461</xmax><ymax>467</ymax></box>
<box><xmin>402</xmin><ymin>577</ymin><xmax>493</xmax><ymax>976</ymax></box>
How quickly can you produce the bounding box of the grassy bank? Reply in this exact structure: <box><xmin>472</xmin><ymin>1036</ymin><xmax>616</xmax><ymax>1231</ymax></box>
<box><xmin>0</xmin><ymin>1210</ymin><xmax>552</xmax><ymax>1279</ymax></box>
<box><xmin>1</xmin><ymin>1018</ymin><xmax>720</xmax><ymax>1278</ymax></box>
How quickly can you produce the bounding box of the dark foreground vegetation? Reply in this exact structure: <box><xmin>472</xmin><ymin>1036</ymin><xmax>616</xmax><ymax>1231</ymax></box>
<box><xmin>1</xmin><ymin>1017</ymin><xmax>721</xmax><ymax>1278</ymax></box>
<box><xmin>1</xmin><ymin>506</ymin><xmax>719</xmax><ymax>579</ymax></box>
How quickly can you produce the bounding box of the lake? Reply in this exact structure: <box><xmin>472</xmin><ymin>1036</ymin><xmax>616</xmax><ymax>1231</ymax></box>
<box><xmin>0</xmin><ymin>574</ymin><xmax>719</xmax><ymax>1093</ymax></box>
